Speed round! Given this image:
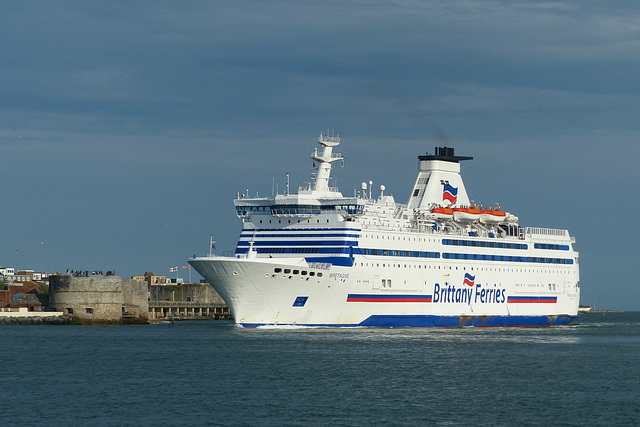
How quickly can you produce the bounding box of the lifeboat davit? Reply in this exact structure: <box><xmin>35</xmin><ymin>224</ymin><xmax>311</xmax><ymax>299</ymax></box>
<box><xmin>480</xmin><ymin>209</ymin><xmax>507</xmax><ymax>224</ymax></box>
<box><xmin>431</xmin><ymin>207</ymin><xmax>453</xmax><ymax>220</ymax></box>
<box><xmin>452</xmin><ymin>207</ymin><xmax>482</xmax><ymax>222</ymax></box>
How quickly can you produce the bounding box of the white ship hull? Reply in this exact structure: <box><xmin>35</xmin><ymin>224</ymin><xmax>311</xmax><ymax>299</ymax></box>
<box><xmin>190</xmin><ymin>229</ymin><xmax>580</xmax><ymax>327</ymax></box>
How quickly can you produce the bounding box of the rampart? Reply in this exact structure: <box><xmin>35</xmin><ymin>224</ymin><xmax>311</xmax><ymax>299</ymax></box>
<box><xmin>49</xmin><ymin>275</ymin><xmax>148</xmax><ymax>324</ymax></box>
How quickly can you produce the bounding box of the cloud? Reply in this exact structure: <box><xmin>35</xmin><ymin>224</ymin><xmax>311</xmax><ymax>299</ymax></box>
<box><xmin>0</xmin><ymin>1</ymin><xmax>638</xmax><ymax>310</ymax></box>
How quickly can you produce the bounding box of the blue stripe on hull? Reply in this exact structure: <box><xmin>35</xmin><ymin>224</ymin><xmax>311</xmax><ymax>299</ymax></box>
<box><xmin>237</xmin><ymin>240</ymin><xmax>358</xmax><ymax>246</ymax></box>
<box><xmin>358</xmin><ymin>314</ymin><xmax>575</xmax><ymax>327</ymax></box>
<box><xmin>239</xmin><ymin>315</ymin><xmax>577</xmax><ymax>328</ymax></box>
<box><xmin>304</xmin><ymin>256</ymin><xmax>354</xmax><ymax>266</ymax></box>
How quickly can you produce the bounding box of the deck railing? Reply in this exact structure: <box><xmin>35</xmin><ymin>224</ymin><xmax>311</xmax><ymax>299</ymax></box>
<box><xmin>523</xmin><ymin>227</ymin><xmax>569</xmax><ymax>238</ymax></box>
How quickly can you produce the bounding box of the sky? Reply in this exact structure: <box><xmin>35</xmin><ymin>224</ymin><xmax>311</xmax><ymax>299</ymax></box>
<box><xmin>1</xmin><ymin>1</ymin><xmax>639</xmax><ymax>310</ymax></box>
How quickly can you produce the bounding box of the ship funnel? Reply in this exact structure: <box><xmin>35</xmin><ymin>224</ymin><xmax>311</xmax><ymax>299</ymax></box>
<box><xmin>407</xmin><ymin>147</ymin><xmax>473</xmax><ymax>210</ymax></box>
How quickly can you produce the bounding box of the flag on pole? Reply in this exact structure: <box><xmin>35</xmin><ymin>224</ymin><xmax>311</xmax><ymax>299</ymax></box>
<box><xmin>182</xmin><ymin>265</ymin><xmax>190</xmax><ymax>270</ymax></box>
<box><xmin>169</xmin><ymin>267</ymin><xmax>177</xmax><ymax>272</ymax></box>
<box><xmin>209</xmin><ymin>235</ymin><xmax>216</xmax><ymax>257</ymax></box>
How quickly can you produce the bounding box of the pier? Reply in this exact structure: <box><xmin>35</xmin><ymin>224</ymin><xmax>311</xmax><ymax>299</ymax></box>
<box><xmin>148</xmin><ymin>282</ymin><xmax>233</xmax><ymax>321</ymax></box>
<box><xmin>148</xmin><ymin>301</ymin><xmax>232</xmax><ymax>320</ymax></box>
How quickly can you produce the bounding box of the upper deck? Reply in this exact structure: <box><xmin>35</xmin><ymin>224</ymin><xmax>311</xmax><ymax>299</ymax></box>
<box><xmin>231</xmin><ymin>135</ymin><xmax>575</xmax><ymax>247</ymax></box>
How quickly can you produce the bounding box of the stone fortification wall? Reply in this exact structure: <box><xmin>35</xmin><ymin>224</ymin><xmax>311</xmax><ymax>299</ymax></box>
<box><xmin>150</xmin><ymin>283</ymin><xmax>225</xmax><ymax>304</ymax></box>
<box><xmin>49</xmin><ymin>275</ymin><xmax>148</xmax><ymax>324</ymax></box>
<box><xmin>120</xmin><ymin>278</ymin><xmax>149</xmax><ymax>319</ymax></box>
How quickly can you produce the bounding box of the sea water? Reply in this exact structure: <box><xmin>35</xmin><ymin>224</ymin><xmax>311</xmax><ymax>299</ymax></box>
<box><xmin>1</xmin><ymin>312</ymin><xmax>638</xmax><ymax>426</ymax></box>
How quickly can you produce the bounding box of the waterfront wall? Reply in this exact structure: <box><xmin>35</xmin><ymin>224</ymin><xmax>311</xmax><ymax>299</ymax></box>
<box><xmin>49</xmin><ymin>275</ymin><xmax>148</xmax><ymax>324</ymax></box>
<box><xmin>0</xmin><ymin>307</ymin><xmax>69</xmax><ymax>324</ymax></box>
<box><xmin>150</xmin><ymin>283</ymin><xmax>226</xmax><ymax>304</ymax></box>
<box><xmin>148</xmin><ymin>283</ymin><xmax>231</xmax><ymax>320</ymax></box>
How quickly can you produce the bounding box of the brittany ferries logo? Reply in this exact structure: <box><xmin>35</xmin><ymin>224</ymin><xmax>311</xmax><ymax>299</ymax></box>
<box><xmin>433</xmin><ymin>274</ymin><xmax>506</xmax><ymax>304</ymax></box>
<box><xmin>463</xmin><ymin>273</ymin><xmax>475</xmax><ymax>286</ymax></box>
<box><xmin>442</xmin><ymin>183</ymin><xmax>458</xmax><ymax>203</ymax></box>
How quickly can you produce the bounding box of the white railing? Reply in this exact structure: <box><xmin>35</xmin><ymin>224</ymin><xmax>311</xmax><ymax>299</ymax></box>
<box><xmin>311</xmin><ymin>151</ymin><xmax>343</xmax><ymax>160</ymax></box>
<box><xmin>523</xmin><ymin>227</ymin><xmax>569</xmax><ymax>238</ymax></box>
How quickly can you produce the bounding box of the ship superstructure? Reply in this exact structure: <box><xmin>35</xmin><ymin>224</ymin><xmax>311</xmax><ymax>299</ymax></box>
<box><xmin>190</xmin><ymin>133</ymin><xmax>580</xmax><ymax>327</ymax></box>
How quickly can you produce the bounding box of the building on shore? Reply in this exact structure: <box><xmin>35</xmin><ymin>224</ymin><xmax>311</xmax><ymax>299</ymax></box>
<box><xmin>1</xmin><ymin>267</ymin><xmax>50</xmax><ymax>311</ymax></box>
<box><xmin>131</xmin><ymin>271</ymin><xmax>174</xmax><ymax>286</ymax></box>
<box><xmin>0</xmin><ymin>282</ymin><xmax>44</xmax><ymax>310</ymax></box>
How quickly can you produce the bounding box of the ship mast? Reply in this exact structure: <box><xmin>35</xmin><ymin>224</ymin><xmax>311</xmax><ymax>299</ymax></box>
<box><xmin>311</xmin><ymin>132</ymin><xmax>343</xmax><ymax>193</ymax></box>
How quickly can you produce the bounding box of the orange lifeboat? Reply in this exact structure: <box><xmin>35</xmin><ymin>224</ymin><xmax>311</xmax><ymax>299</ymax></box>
<box><xmin>452</xmin><ymin>207</ymin><xmax>482</xmax><ymax>222</ymax></box>
<box><xmin>431</xmin><ymin>207</ymin><xmax>453</xmax><ymax>220</ymax></box>
<box><xmin>480</xmin><ymin>209</ymin><xmax>507</xmax><ymax>224</ymax></box>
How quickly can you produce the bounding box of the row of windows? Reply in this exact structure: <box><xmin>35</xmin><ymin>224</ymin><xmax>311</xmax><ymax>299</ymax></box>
<box><xmin>242</xmin><ymin>236</ymin><xmax>569</xmax><ymax>253</ymax></box>
<box><xmin>360</xmin><ymin>247</ymin><xmax>572</xmax><ymax>265</ymax></box>
<box><xmin>238</xmin><ymin>247</ymin><xmax>349</xmax><ymax>255</ymax></box>
<box><xmin>242</xmin><ymin>226</ymin><xmax>361</xmax><ymax>232</ymax></box>
<box><xmin>270</xmin><ymin>205</ymin><xmax>322</xmax><ymax>216</ymax></box>
<box><xmin>326</xmin><ymin>204</ymin><xmax>365</xmax><ymax>215</ymax></box>
<box><xmin>259</xmin><ymin>219</ymin><xmax>331</xmax><ymax>224</ymax></box>
<box><xmin>244</xmin><ymin>246</ymin><xmax>574</xmax><ymax>265</ymax></box>
<box><xmin>235</xmin><ymin>205</ymin><xmax>270</xmax><ymax>213</ymax></box>
<box><xmin>359</xmin><ymin>248</ymin><xmax>440</xmax><ymax>258</ymax></box>
<box><xmin>534</xmin><ymin>243</ymin><xmax>570</xmax><ymax>251</ymax></box>
<box><xmin>240</xmin><ymin>233</ymin><xmax>360</xmax><ymax>238</ymax></box>
<box><xmin>442</xmin><ymin>252</ymin><xmax>573</xmax><ymax>264</ymax></box>
<box><xmin>357</xmin><ymin>263</ymin><xmax>575</xmax><ymax>276</ymax></box>
<box><xmin>235</xmin><ymin>204</ymin><xmax>365</xmax><ymax>216</ymax></box>
<box><xmin>259</xmin><ymin>248</ymin><xmax>287</xmax><ymax>254</ymax></box>
<box><xmin>291</xmin><ymin>248</ymin><xmax>319</xmax><ymax>254</ymax></box>
<box><xmin>258</xmin><ymin>248</ymin><xmax>320</xmax><ymax>254</ymax></box>
<box><xmin>443</xmin><ymin>239</ymin><xmax>528</xmax><ymax>250</ymax></box>
<box><xmin>238</xmin><ymin>240</ymin><xmax>357</xmax><ymax>247</ymax></box>
<box><xmin>273</xmin><ymin>268</ymin><xmax>323</xmax><ymax>277</ymax></box>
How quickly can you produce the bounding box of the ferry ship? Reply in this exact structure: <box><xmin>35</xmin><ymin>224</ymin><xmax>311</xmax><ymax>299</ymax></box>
<box><xmin>189</xmin><ymin>133</ymin><xmax>580</xmax><ymax>327</ymax></box>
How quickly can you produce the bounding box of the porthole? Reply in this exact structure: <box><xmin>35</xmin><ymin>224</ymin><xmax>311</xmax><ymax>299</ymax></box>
<box><xmin>284</xmin><ymin>269</ymin><xmax>291</xmax><ymax>274</ymax></box>
<box><xmin>317</xmin><ymin>272</ymin><xmax>323</xmax><ymax>277</ymax></box>
<box><xmin>274</xmin><ymin>268</ymin><xmax>282</xmax><ymax>273</ymax></box>
<box><xmin>293</xmin><ymin>270</ymin><xmax>299</xmax><ymax>275</ymax></box>
<box><xmin>309</xmin><ymin>272</ymin><xmax>315</xmax><ymax>276</ymax></box>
